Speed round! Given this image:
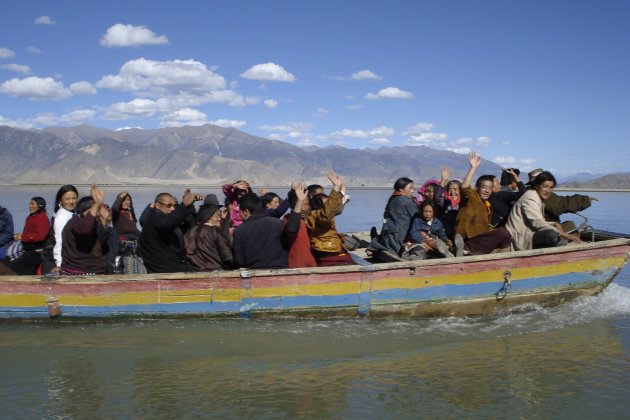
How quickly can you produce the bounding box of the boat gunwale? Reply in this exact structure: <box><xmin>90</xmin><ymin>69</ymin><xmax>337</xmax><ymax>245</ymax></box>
<box><xmin>0</xmin><ymin>237</ymin><xmax>629</xmax><ymax>285</ymax></box>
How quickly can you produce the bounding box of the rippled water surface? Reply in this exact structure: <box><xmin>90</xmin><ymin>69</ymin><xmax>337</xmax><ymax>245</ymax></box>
<box><xmin>1</xmin><ymin>187</ymin><xmax>630</xmax><ymax>418</ymax></box>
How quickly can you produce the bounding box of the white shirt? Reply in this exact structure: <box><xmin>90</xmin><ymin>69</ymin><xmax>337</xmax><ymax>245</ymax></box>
<box><xmin>53</xmin><ymin>207</ymin><xmax>74</xmax><ymax>267</ymax></box>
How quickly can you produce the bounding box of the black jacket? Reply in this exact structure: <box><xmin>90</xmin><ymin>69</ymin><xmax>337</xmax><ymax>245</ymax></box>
<box><xmin>139</xmin><ymin>204</ymin><xmax>192</xmax><ymax>273</ymax></box>
<box><xmin>233</xmin><ymin>213</ymin><xmax>289</xmax><ymax>269</ymax></box>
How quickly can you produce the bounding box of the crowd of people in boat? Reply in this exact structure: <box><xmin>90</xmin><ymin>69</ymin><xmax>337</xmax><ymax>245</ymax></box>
<box><xmin>0</xmin><ymin>152</ymin><xmax>597</xmax><ymax>276</ymax></box>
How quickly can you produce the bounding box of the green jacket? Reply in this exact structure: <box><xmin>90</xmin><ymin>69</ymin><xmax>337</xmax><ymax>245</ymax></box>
<box><xmin>543</xmin><ymin>193</ymin><xmax>591</xmax><ymax>222</ymax></box>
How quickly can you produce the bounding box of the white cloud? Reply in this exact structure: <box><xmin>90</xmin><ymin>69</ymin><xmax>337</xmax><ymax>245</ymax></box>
<box><xmin>69</xmin><ymin>81</ymin><xmax>97</xmax><ymax>95</ymax></box>
<box><xmin>245</xmin><ymin>96</ymin><xmax>261</xmax><ymax>105</ymax></box>
<box><xmin>328</xmin><ymin>126</ymin><xmax>396</xmax><ymax>140</ymax></box>
<box><xmin>365</xmin><ymin>87</ymin><xmax>413</xmax><ymax>100</ymax></box>
<box><xmin>264</xmin><ymin>99</ymin><xmax>278</xmax><ymax>109</ymax></box>
<box><xmin>115</xmin><ymin>126</ymin><xmax>143</xmax><ymax>131</ymax></box>
<box><xmin>493</xmin><ymin>156</ymin><xmax>516</xmax><ymax>165</ymax></box>
<box><xmin>35</xmin><ymin>16</ymin><xmax>56</xmax><ymax>25</ymax></box>
<box><xmin>403</xmin><ymin>122</ymin><xmax>435</xmax><ymax>135</ymax></box>
<box><xmin>345</xmin><ymin>104</ymin><xmax>362</xmax><ymax>110</ymax></box>
<box><xmin>406</xmin><ymin>132</ymin><xmax>448</xmax><ymax>146</ymax></box>
<box><xmin>316</xmin><ymin>108</ymin><xmax>330</xmax><ymax>114</ymax></box>
<box><xmin>26</xmin><ymin>46</ymin><xmax>41</xmax><ymax>54</ymax></box>
<box><xmin>1</xmin><ymin>63</ymin><xmax>31</xmax><ymax>74</ymax></box>
<box><xmin>59</xmin><ymin>109</ymin><xmax>96</xmax><ymax>125</ymax></box>
<box><xmin>0</xmin><ymin>109</ymin><xmax>95</xmax><ymax>128</ymax></box>
<box><xmin>240</xmin><ymin>62</ymin><xmax>296</xmax><ymax>82</ymax></box>
<box><xmin>0</xmin><ymin>76</ymin><xmax>72</xmax><ymax>100</ymax></box>
<box><xmin>0</xmin><ymin>47</ymin><xmax>15</xmax><ymax>59</ymax></box>
<box><xmin>259</xmin><ymin>122</ymin><xmax>313</xmax><ymax>132</ymax></box>
<box><xmin>209</xmin><ymin>119</ymin><xmax>247</xmax><ymax>128</ymax></box>
<box><xmin>476</xmin><ymin>136</ymin><xmax>492</xmax><ymax>147</ymax></box>
<box><xmin>520</xmin><ymin>158</ymin><xmax>536</xmax><ymax>165</ymax></box>
<box><xmin>351</xmin><ymin>69</ymin><xmax>382</xmax><ymax>81</ymax></box>
<box><xmin>96</xmin><ymin>58</ymin><xmax>245</xmax><ymax>108</ymax></box>
<box><xmin>454</xmin><ymin>137</ymin><xmax>473</xmax><ymax>145</ymax></box>
<box><xmin>447</xmin><ymin>147</ymin><xmax>471</xmax><ymax>154</ymax></box>
<box><xmin>369</xmin><ymin>138</ymin><xmax>391</xmax><ymax>145</ymax></box>
<box><xmin>100</xmin><ymin>23</ymin><xmax>169</xmax><ymax>47</ymax></box>
<box><xmin>103</xmin><ymin>98</ymin><xmax>163</xmax><ymax>120</ymax></box>
<box><xmin>501</xmin><ymin>140</ymin><xmax>510</xmax><ymax>145</ymax></box>
<box><xmin>162</xmin><ymin>108</ymin><xmax>207</xmax><ymax>122</ymax></box>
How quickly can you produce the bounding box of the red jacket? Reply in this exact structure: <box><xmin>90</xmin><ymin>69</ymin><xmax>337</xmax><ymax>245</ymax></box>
<box><xmin>283</xmin><ymin>213</ymin><xmax>317</xmax><ymax>268</ymax></box>
<box><xmin>21</xmin><ymin>211</ymin><xmax>50</xmax><ymax>244</ymax></box>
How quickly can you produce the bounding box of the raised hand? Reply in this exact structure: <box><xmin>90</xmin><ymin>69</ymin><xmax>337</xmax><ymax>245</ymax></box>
<box><xmin>440</xmin><ymin>166</ymin><xmax>451</xmax><ymax>186</ymax></box>
<box><xmin>90</xmin><ymin>184</ymin><xmax>104</xmax><ymax>207</ymax></box>
<box><xmin>327</xmin><ymin>170</ymin><xmax>342</xmax><ymax>190</ymax></box>
<box><xmin>293</xmin><ymin>181</ymin><xmax>308</xmax><ymax>202</ymax></box>
<box><xmin>257</xmin><ymin>187</ymin><xmax>269</xmax><ymax>196</ymax></box>
<box><xmin>467</xmin><ymin>151</ymin><xmax>481</xmax><ymax>168</ymax></box>
<box><xmin>182</xmin><ymin>188</ymin><xmax>194</xmax><ymax>207</ymax></box>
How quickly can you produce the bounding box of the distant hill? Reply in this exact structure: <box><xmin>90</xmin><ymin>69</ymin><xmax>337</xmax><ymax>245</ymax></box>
<box><xmin>556</xmin><ymin>172</ymin><xmax>605</xmax><ymax>184</ymax></box>
<box><xmin>559</xmin><ymin>173</ymin><xmax>630</xmax><ymax>190</ymax></box>
<box><xmin>1</xmin><ymin>124</ymin><xmax>505</xmax><ymax>186</ymax></box>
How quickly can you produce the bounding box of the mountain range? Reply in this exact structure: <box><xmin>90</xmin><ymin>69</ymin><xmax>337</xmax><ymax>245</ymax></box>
<box><xmin>1</xmin><ymin>124</ymin><xmax>628</xmax><ymax>189</ymax></box>
<box><xmin>0</xmin><ymin>124</ymin><xmax>502</xmax><ymax>187</ymax></box>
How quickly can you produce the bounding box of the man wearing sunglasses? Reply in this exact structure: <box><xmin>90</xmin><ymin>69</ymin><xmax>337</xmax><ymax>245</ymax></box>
<box><xmin>139</xmin><ymin>188</ymin><xmax>201</xmax><ymax>273</ymax></box>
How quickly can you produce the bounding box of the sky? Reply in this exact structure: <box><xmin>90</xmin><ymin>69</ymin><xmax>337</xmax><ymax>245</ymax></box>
<box><xmin>0</xmin><ymin>0</ymin><xmax>628</xmax><ymax>177</ymax></box>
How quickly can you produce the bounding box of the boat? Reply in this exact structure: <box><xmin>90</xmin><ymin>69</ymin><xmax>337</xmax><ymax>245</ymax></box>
<box><xmin>1</xmin><ymin>230</ymin><xmax>629</xmax><ymax>320</ymax></box>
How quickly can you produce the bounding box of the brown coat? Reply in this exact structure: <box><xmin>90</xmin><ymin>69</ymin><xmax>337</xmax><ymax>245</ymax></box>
<box><xmin>305</xmin><ymin>190</ymin><xmax>345</xmax><ymax>253</ymax></box>
<box><xmin>184</xmin><ymin>224</ymin><xmax>234</xmax><ymax>271</ymax></box>
<box><xmin>454</xmin><ymin>187</ymin><xmax>492</xmax><ymax>240</ymax></box>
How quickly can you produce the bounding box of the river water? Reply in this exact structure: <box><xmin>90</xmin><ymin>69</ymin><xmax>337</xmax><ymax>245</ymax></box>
<box><xmin>1</xmin><ymin>186</ymin><xmax>629</xmax><ymax>418</ymax></box>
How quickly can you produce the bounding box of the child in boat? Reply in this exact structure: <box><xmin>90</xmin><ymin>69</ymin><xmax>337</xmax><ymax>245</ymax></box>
<box><xmin>410</xmin><ymin>200</ymin><xmax>455</xmax><ymax>258</ymax></box>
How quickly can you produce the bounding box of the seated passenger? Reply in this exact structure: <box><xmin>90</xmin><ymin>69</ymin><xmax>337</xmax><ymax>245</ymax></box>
<box><xmin>435</xmin><ymin>166</ymin><xmax>460</xmax><ymax>239</ymax></box>
<box><xmin>526</xmin><ymin>168</ymin><xmax>598</xmax><ymax>231</ymax></box>
<box><xmin>139</xmin><ymin>189</ymin><xmax>198</xmax><ymax>273</ymax></box>
<box><xmin>367</xmin><ymin>177</ymin><xmax>420</xmax><ymax>260</ymax></box>
<box><xmin>42</xmin><ymin>184</ymin><xmax>78</xmax><ymax>274</ymax></box>
<box><xmin>1</xmin><ymin>197</ymin><xmax>50</xmax><ymax>275</ymax></box>
<box><xmin>112</xmin><ymin>191</ymin><xmax>141</xmax><ymax>240</ymax></box>
<box><xmin>261</xmin><ymin>190</ymin><xmax>291</xmax><ymax>218</ymax></box>
<box><xmin>454</xmin><ymin>152</ymin><xmax>512</xmax><ymax>255</ymax></box>
<box><xmin>488</xmin><ymin>169</ymin><xmax>526</xmax><ymax>228</ymax></box>
<box><xmin>506</xmin><ymin>171</ymin><xmax>582</xmax><ymax>250</ymax></box>
<box><xmin>232</xmin><ymin>193</ymin><xmax>289</xmax><ymax>269</ymax></box>
<box><xmin>500</xmin><ymin>168</ymin><xmax>521</xmax><ymax>192</ymax></box>
<box><xmin>305</xmin><ymin>170</ymin><xmax>355</xmax><ymax>266</ymax></box>
<box><xmin>184</xmin><ymin>199</ymin><xmax>234</xmax><ymax>271</ymax></box>
<box><xmin>60</xmin><ymin>185</ymin><xmax>110</xmax><ymax>275</ymax></box>
<box><xmin>0</xmin><ymin>204</ymin><xmax>15</xmax><ymax>259</ymax></box>
<box><xmin>410</xmin><ymin>201</ymin><xmax>456</xmax><ymax>258</ymax></box>
<box><xmin>283</xmin><ymin>183</ymin><xmax>317</xmax><ymax>268</ymax></box>
<box><xmin>223</xmin><ymin>180</ymin><xmax>253</xmax><ymax>230</ymax></box>
<box><xmin>415</xmin><ymin>180</ymin><xmax>442</xmax><ymax>206</ymax></box>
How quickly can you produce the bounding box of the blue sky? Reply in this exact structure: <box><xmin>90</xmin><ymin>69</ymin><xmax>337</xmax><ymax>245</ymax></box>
<box><xmin>1</xmin><ymin>0</ymin><xmax>628</xmax><ymax>177</ymax></box>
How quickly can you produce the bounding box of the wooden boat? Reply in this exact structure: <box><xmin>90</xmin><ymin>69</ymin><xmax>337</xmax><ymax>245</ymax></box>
<box><xmin>1</xmin><ymin>231</ymin><xmax>629</xmax><ymax>320</ymax></box>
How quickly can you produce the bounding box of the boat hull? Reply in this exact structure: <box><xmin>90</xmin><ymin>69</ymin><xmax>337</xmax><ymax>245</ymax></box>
<box><xmin>1</xmin><ymin>239</ymin><xmax>628</xmax><ymax>320</ymax></box>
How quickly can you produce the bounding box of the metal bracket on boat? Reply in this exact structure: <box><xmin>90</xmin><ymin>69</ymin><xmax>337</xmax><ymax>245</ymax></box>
<box><xmin>497</xmin><ymin>270</ymin><xmax>512</xmax><ymax>300</ymax></box>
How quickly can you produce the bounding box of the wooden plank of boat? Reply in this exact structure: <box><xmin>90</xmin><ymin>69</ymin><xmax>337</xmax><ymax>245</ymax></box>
<box><xmin>0</xmin><ymin>237</ymin><xmax>628</xmax><ymax>320</ymax></box>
